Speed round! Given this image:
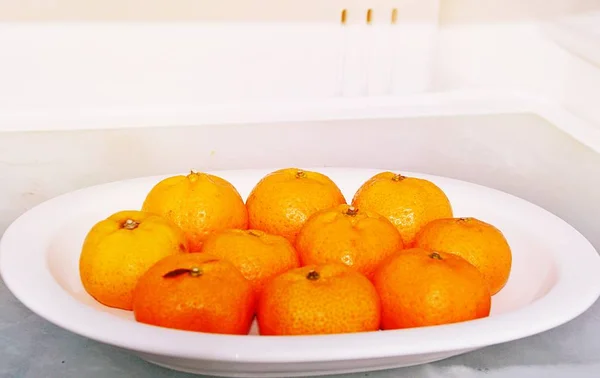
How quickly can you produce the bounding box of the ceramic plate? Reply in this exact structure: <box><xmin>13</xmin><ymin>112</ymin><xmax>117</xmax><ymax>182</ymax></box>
<box><xmin>2</xmin><ymin>168</ymin><xmax>600</xmax><ymax>377</ymax></box>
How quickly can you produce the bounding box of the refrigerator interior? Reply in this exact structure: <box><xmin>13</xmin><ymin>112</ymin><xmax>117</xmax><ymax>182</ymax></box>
<box><xmin>1</xmin><ymin>0</ymin><xmax>600</xmax><ymax>251</ymax></box>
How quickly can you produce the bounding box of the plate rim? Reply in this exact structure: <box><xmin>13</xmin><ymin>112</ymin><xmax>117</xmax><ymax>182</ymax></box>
<box><xmin>2</xmin><ymin>167</ymin><xmax>600</xmax><ymax>363</ymax></box>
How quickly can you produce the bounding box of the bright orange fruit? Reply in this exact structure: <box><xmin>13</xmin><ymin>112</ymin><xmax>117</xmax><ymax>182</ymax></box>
<box><xmin>295</xmin><ymin>204</ymin><xmax>403</xmax><ymax>279</ymax></box>
<box><xmin>201</xmin><ymin>229</ymin><xmax>300</xmax><ymax>295</ymax></box>
<box><xmin>351</xmin><ymin>172</ymin><xmax>453</xmax><ymax>246</ymax></box>
<box><xmin>141</xmin><ymin>171</ymin><xmax>248</xmax><ymax>252</ymax></box>
<box><xmin>257</xmin><ymin>264</ymin><xmax>381</xmax><ymax>336</ymax></box>
<box><xmin>132</xmin><ymin>253</ymin><xmax>256</xmax><ymax>335</ymax></box>
<box><xmin>246</xmin><ymin>168</ymin><xmax>346</xmax><ymax>244</ymax></box>
<box><xmin>79</xmin><ymin>210</ymin><xmax>188</xmax><ymax>311</ymax></box>
<box><xmin>414</xmin><ymin>217</ymin><xmax>512</xmax><ymax>295</ymax></box>
<box><xmin>372</xmin><ymin>248</ymin><xmax>491</xmax><ymax>329</ymax></box>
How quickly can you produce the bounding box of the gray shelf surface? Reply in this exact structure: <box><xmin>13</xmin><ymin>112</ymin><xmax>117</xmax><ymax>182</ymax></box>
<box><xmin>2</xmin><ymin>278</ymin><xmax>600</xmax><ymax>378</ymax></box>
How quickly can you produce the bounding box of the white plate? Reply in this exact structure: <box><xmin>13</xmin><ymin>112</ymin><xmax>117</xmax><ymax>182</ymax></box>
<box><xmin>2</xmin><ymin>167</ymin><xmax>600</xmax><ymax>378</ymax></box>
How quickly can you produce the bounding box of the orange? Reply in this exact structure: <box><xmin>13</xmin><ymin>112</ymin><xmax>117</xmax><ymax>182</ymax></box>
<box><xmin>246</xmin><ymin>168</ymin><xmax>346</xmax><ymax>244</ymax></box>
<box><xmin>372</xmin><ymin>248</ymin><xmax>491</xmax><ymax>329</ymax></box>
<box><xmin>141</xmin><ymin>171</ymin><xmax>248</xmax><ymax>252</ymax></box>
<box><xmin>201</xmin><ymin>229</ymin><xmax>300</xmax><ymax>295</ymax></box>
<box><xmin>295</xmin><ymin>204</ymin><xmax>403</xmax><ymax>279</ymax></box>
<box><xmin>133</xmin><ymin>253</ymin><xmax>256</xmax><ymax>335</ymax></box>
<box><xmin>79</xmin><ymin>210</ymin><xmax>188</xmax><ymax>310</ymax></box>
<box><xmin>351</xmin><ymin>172</ymin><xmax>453</xmax><ymax>246</ymax></box>
<box><xmin>257</xmin><ymin>264</ymin><xmax>381</xmax><ymax>336</ymax></box>
<box><xmin>414</xmin><ymin>217</ymin><xmax>512</xmax><ymax>295</ymax></box>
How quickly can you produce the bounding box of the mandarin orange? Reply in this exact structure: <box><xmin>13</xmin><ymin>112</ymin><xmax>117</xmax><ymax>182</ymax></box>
<box><xmin>79</xmin><ymin>210</ymin><xmax>188</xmax><ymax>310</ymax></box>
<box><xmin>132</xmin><ymin>253</ymin><xmax>256</xmax><ymax>335</ymax></box>
<box><xmin>295</xmin><ymin>204</ymin><xmax>403</xmax><ymax>279</ymax></box>
<box><xmin>372</xmin><ymin>248</ymin><xmax>491</xmax><ymax>329</ymax></box>
<box><xmin>414</xmin><ymin>217</ymin><xmax>512</xmax><ymax>295</ymax></box>
<box><xmin>246</xmin><ymin>168</ymin><xmax>346</xmax><ymax>244</ymax></box>
<box><xmin>351</xmin><ymin>172</ymin><xmax>452</xmax><ymax>246</ymax></box>
<box><xmin>201</xmin><ymin>229</ymin><xmax>300</xmax><ymax>295</ymax></box>
<box><xmin>141</xmin><ymin>171</ymin><xmax>248</xmax><ymax>252</ymax></box>
<box><xmin>257</xmin><ymin>264</ymin><xmax>381</xmax><ymax>336</ymax></box>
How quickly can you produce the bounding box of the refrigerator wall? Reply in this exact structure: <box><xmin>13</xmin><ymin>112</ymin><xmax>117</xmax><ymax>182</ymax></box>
<box><xmin>1</xmin><ymin>0</ymin><xmax>600</xmax><ymax>248</ymax></box>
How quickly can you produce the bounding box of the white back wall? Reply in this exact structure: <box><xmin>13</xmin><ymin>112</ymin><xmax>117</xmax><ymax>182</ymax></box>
<box><xmin>1</xmin><ymin>1</ymin><xmax>600</xmax><ymax>121</ymax></box>
<box><xmin>2</xmin><ymin>0</ymin><xmax>600</xmax><ymax>245</ymax></box>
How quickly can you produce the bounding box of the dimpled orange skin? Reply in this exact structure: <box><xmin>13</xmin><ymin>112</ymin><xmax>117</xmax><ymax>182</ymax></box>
<box><xmin>257</xmin><ymin>264</ymin><xmax>381</xmax><ymax>336</ymax></box>
<box><xmin>201</xmin><ymin>229</ymin><xmax>301</xmax><ymax>295</ymax></box>
<box><xmin>295</xmin><ymin>204</ymin><xmax>404</xmax><ymax>279</ymax></box>
<box><xmin>246</xmin><ymin>168</ymin><xmax>347</xmax><ymax>244</ymax></box>
<box><xmin>351</xmin><ymin>172</ymin><xmax>453</xmax><ymax>247</ymax></box>
<box><xmin>414</xmin><ymin>217</ymin><xmax>512</xmax><ymax>295</ymax></box>
<box><xmin>132</xmin><ymin>253</ymin><xmax>256</xmax><ymax>335</ymax></box>
<box><xmin>372</xmin><ymin>248</ymin><xmax>491</xmax><ymax>330</ymax></box>
<box><xmin>141</xmin><ymin>171</ymin><xmax>248</xmax><ymax>252</ymax></box>
<box><xmin>79</xmin><ymin>210</ymin><xmax>188</xmax><ymax>311</ymax></box>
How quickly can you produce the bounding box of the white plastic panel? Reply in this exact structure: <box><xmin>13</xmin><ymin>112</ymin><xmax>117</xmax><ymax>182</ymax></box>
<box><xmin>0</xmin><ymin>0</ymin><xmax>439</xmax><ymax>23</ymax></box>
<box><xmin>0</xmin><ymin>1</ymin><xmax>439</xmax><ymax>110</ymax></box>
<box><xmin>1</xmin><ymin>109</ymin><xmax>600</xmax><ymax>253</ymax></box>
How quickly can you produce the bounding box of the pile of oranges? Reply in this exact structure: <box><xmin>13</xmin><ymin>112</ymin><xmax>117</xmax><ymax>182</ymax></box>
<box><xmin>79</xmin><ymin>168</ymin><xmax>512</xmax><ymax>336</ymax></box>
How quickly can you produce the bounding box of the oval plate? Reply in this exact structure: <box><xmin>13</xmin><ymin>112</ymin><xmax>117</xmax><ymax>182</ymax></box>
<box><xmin>2</xmin><ymin>168</ymin><xmax>600</xmax><ymax>378</ymax></box>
